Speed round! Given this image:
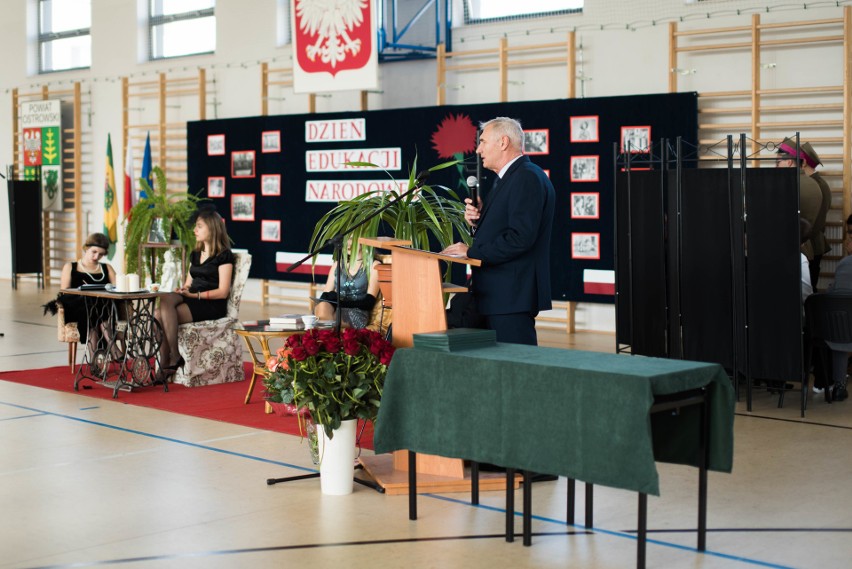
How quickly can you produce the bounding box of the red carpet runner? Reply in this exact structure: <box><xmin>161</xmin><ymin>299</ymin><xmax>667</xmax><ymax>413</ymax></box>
<box><xmin>0</xmin><ymin>363</ymin><xmax>374</xmax><ymax>449</ymax></box>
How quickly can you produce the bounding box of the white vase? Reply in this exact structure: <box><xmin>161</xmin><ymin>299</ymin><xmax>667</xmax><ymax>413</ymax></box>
<box><xmin>317</xmin><ymin>419</ymin><xmax>357</xmax><ymax>495</ymax></box>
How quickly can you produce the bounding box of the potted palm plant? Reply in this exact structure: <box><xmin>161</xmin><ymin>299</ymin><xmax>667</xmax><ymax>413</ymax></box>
<box><xmin>124</xmin><ymin>166</ymin><xmax>204</xmax><ymax>283</ymax></box>
<box><xmin>307</xmin><ymin>158</ymin><xmax>472</xmax><ymax>292</ymax></box>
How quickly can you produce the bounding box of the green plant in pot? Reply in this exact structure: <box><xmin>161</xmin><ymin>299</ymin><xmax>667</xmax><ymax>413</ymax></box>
<box><xmin>124</xmin><ymin>166</ymin><xmax>204</xmax><ymax>283</ymax></box>
<box><xmin>308</xmin><ymin>157</ymin><xmax>472</xmax><ymax>276</ymax></box>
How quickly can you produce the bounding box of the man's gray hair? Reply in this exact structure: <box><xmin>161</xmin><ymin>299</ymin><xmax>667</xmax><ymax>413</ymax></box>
<box><xmin>480</xmin><ymin>117</ymin><xmax>524</xmax><ymax>151</ymax></box>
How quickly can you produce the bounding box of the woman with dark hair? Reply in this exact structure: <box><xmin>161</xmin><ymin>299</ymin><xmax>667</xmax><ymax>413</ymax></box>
<box><xmin>155</xmin><ymin>207</ymin><xmax>234</xmax><ymax>381</ymax></box>
<box><xmin>43</xmin><ymin>233</ymin><xmax>117</xmax><ymax>347</ymax></box>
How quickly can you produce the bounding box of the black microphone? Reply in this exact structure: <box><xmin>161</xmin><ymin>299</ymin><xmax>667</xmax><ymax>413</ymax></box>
<box><xmin>466</xmin><ymin>175</ymin><xmax>479</xmax><ymax>236</ymax></box>
<box><xmin>466</xmin><ymin>175</ymin><xmax>479</xmax><ymax>205</ymax></box>
<box><xmin>414</xmin><ymin>170</ymin><xmax>430</xmax><ymax>187</ymax></box>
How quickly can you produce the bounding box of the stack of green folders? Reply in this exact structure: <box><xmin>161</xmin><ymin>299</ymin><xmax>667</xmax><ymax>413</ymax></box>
<box><xmin>412</xmin><ymin>328</ymin><xmax>497</xmax><ymax>352</ymax></box>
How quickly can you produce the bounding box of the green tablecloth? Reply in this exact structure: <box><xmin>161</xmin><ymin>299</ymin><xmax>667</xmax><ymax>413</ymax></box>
<box><xmin>373</xmin><ymin>344</ymin><xmax>735</xmax><ymax>496</ymax></box>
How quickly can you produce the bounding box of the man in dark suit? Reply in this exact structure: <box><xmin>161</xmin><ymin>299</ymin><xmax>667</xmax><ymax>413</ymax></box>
<box><xmin>442</xmin><ymin>117</ymin><xmax>555</xmax><ymax>345</ymax></box>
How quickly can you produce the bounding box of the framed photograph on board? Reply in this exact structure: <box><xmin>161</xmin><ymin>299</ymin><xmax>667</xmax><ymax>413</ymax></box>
<box><xmin>231</xmin><ymin>194</ymin><xmax>256</xmax><ymax>221</ymax></box>
<box><xmin>523</xmin><ymin>129</ymin><xmax>549</xmax><ymax>155</ymax></box>
<box><xmin>207</xmin><ymin>134</ymin><xmax>225</xmax><ymax>156</ymax></box>
<box><xmin>570</xmin><ymin>192</ymin><xmax>600</xmax><ymax>219</ymax></box>
<box><xmin>231</xmin><ymin>150</ymin><xmax>256</xmax><ymax>178</ymax></box>
<box><xmin>261</xmin><ymin>174</ymin><xmax>281</xmax><ymax>196</ymax></box>
<box><xmin>207</xmin><ymin>176</ymin><xmax>225</xmax><ymax>198</ymax></box>
<box><xmin>572</xmin><ymin>232</ymin><xmax>601</xmax><ymax>260</ymax></box>
<box><xmin>261</xmin><ymin>130</ymin><xmax>281</xmax><ymax>153</ymax></box>
<box><xmin>570</xmin><ymin>116</ymin><xmax>599</xmax><ymax>142</ymax></box>
<box><xmin>621</xmin><ymin>126</ymin><xmax>651</xmax><ymax>153</ymax></box>
<box><xmin>261</xmin><ymin>220</ymin><xmax>281</xmax><ymax>242</ymax></box>
<box><xmin>570</xmin><ymin>156</ymin><xmax>599</xmax><ymax>182</ymax></box>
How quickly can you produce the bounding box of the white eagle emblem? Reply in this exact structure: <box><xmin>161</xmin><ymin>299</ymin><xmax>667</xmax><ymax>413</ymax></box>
<box><xmin>296</xmin><ymin>0</ymin><xmax>368</xmax><ymax>68</ymax></box>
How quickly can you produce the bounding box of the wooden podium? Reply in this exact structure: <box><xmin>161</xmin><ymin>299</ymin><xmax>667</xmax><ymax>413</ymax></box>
<box><xmin>358</xmin><ymin>237</ymin><xmax>519</xmax><ymax>495</ymax></box>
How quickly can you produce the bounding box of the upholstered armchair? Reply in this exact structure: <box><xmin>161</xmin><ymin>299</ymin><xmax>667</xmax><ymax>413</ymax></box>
<box><xmin>56</xmin><ymin>303</ymin><xmax>80</xmax><ymax>373</ymax></box>
<box><xmin>173</xmin><ymin>252</ymin><xmax>252</xmax><ymax>387</ymax></box>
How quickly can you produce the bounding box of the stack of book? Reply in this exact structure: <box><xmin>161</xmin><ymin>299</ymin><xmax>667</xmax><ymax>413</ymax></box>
<box><xmin>269</xmin><ymin>314</ymin><xmax>303</xmax><ymax>326</ymax></box>
<box><xmin>412</xmin><ymin>328</ymin><xmax>497</xmax><ymax>352</ymax></box>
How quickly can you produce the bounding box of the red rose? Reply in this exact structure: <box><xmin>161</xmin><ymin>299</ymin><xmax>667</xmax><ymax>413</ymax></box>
<box><xmin>342</xmin><ymin>328</ymin><xmax>358</xmax><ymax>342</ymax></box>
<box><xmin>324</xmin><ymin>335</ymin><xmax>342</xmax><ymax>353</ymax></box>
<box><xmin>343</xmin><ymin>339</ymin><xmax>360</xmax><ymax>356</ymax></box>
<box><xmin>286</xmin><ymin>334</ymin><xmax>302</xmax><ymax>348</ymax></box>
<box><xmin>379</xmin><ymin>347</ymin><xmax>394</xmax><ymax>366</ymax></box>
<box><xmin>291</xmin><ymin>346</ymin><xmax>308</xmax><ymax>361</ymax></box>
<box><xmin>370</xmin><ymin>341</ymin><xmax>383</xmax><ymax>356</ymax></box>
<box><xmin>316</xmin><ymin>329</ymin><xmax>336</xmax><ymax>343</ymax></box>
<box><xmin>302</xmin><ymin>337</ymin><xmax>320</xmax><ymax>356</ymax></box>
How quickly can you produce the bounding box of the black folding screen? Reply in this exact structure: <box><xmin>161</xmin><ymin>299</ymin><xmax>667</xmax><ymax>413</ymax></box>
<box><xmin>187</xmin><ymin>93</ymin><xmax>697</xmax><ymax>302</ymax></box>
<box><xmin>616</xmin><ymin>163</ymin><xmax>803</xmax><ymax>383</ymax></box>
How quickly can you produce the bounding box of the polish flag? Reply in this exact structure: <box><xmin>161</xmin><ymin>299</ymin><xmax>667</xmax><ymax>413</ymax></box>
<box><xmin>276</xmin><ymin>252</ymin><xmax>333</xmax><ymax>276</ymax></box>
<box><xmin>123</xmin><ymin>144</ymin><xmax>136</xmax><ymax>216</ymax></box>
<box><xmin>583</xmin><ymin>269</ymin><xmax>615</xmax><ymax>295</ymax></box>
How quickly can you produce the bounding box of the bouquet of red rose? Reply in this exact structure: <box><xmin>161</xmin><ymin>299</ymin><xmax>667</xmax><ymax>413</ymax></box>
<box><xmin>263</xmin><ymin>328</ymin><xmax>395</xmax><ymax>438</ymax></box>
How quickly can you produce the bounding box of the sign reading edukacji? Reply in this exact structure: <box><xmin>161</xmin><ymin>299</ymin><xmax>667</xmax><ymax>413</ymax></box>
<box><xmin>20</xmin><ymin>100</ymin><xmax>63</xmax><ymax>212</ymax></box>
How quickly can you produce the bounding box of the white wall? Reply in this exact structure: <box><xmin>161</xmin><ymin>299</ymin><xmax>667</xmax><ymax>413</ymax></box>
<box><xmin>0</xmin><ymin>0</ymin><xmax>847</xmax><ymax>333</ymax></box>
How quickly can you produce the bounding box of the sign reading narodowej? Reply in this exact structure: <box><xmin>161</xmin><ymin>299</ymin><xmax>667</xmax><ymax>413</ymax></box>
<box><xmin>20</xmin><ymin>100</ymin><xmax>63</xmax><ymax>212</ymax></box>
<box><xmin>292</xmin><ymin>0</ymin><xmax>378</xmax><ymax>93</ymax></box>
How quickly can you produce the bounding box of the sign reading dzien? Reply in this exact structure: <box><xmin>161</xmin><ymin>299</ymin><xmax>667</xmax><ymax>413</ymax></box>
<box><xmin>305</xmin><ymin>118</ymin><xmax>366</xmax><ymax>142</ymax></box>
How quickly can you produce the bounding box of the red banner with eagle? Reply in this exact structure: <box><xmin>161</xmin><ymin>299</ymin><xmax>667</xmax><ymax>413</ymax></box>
<box><xmin>292</xmin><ymin>0</ymin><xmax>378</xmax><ymax>93</ymax></box>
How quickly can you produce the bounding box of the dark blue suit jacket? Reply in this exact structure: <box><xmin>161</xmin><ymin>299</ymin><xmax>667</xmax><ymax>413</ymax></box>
<box><xmin>467</xmin><ymin>156</ymin><xmax>555</xmax><ymax>315</ymax></box>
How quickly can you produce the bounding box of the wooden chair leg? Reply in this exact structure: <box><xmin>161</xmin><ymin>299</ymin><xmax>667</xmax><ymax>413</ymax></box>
<box><xmin>69</xmin><ymin>343</ymin><xmax>77</xmax><ymax>373</ymax></box>
<box><xmin>244</xmin><ymin>372</ymin><xmax>258</xmax><ymax>404</ymax></box>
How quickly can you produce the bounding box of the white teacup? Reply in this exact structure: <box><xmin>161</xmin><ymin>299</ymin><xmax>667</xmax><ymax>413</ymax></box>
<box><xmin>302</xmin><ymin>315</ymin><xmax>318</xmax><ymax>329</ymax></box>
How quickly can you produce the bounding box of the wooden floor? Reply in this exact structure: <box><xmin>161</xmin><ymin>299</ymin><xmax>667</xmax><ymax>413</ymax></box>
<box><xmin>1</xmin><ymin>281</ymin><xmax>850</xmax><ymax>569</ymax></box>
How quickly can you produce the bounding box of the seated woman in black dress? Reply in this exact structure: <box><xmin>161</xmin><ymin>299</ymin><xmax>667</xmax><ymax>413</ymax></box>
<box><xmin>43</xmin><ymin>233</ymin><xmax>117</xmax><ymax>349</ymax></box>
<box><xmin>155</xmin><ymin>207</ymin><xmax>234</xmax><ymax>381</ymax></box>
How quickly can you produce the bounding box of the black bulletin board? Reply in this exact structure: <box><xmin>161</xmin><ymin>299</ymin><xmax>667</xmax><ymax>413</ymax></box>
<box><xmin>187</xmin><ymin>93</ymin><xmax>697</xmax><ymax>303</ymax></box>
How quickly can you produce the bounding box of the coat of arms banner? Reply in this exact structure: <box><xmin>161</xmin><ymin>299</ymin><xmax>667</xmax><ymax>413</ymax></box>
<box><xmin>292</xmin><ymin>0</ymin><xmax>379</xmax><ymax>94</ymax></box>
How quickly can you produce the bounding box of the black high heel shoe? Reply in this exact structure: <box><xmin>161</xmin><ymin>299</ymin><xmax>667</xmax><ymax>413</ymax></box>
<box><xmin>164</xmin><ymin>355</ymin><xmax>186</xmax><ymax>372</ymax></box>
<box><xmin>153</xmin><ymin>368</ymin><xmax>175</xmax><ymax>385</ymax></box>
<box><xmin>153</xmin><ymin>356</ymin><xmax>185</xmax><ymax>385</ymax></box>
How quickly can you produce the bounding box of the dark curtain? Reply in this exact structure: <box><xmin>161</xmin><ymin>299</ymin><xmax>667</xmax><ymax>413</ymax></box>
<box><xmin>742</xmin><ymin>168</ymin><xmax>802</xmax><ymax>380</ymax></box>
<box><xmin>678</xmin><ymin>169</ymin><xmax>735</xmax><ymax>369</ymax></box>
<box><xmin>615</xmin><ymin>171</ymin><xmax>667</xmax><ymax>357</ymax></box>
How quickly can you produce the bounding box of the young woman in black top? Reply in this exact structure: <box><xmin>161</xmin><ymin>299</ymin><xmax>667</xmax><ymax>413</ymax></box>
<box><xmin>155</xmin><ymin>208</ymin><xmax>234</xmax><ymax>380</ymax></box>
<box><xmin>44</xmin><ymin>233</ymin><xmax>117</xmax><ymax>347</ymax></box>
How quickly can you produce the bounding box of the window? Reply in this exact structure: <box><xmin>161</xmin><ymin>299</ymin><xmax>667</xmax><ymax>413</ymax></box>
<box><xmin>39</xmin><ymin>0</ymin><xmax>92</xmax><ymax>73</ymax></box>
<box><xmin>464</xmin><ymin>0</ymin><xmax>582</xmax><ymax>23</ymax></box>
<box><xmin>149</xmin><ymin>0</ymin><xmax>216</xmax><ymax>60</ymax></box>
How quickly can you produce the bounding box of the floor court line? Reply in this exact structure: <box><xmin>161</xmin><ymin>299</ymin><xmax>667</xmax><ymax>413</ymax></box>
<box><xmin>0</xmin><ymin>399</ymin><xmax>805</xmax><ymax>569</ymax></box>
<box><xmin>0</xmin><ymin>399</ymin><xmax>316</xmax><ymax>474</ymax></box>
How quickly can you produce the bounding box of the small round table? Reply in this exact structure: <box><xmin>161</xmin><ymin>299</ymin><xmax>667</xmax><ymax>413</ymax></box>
<box><xmin>234</xmin><ymin>320</ymin><xmax>305</xmax><ymax>407</ymax></box>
